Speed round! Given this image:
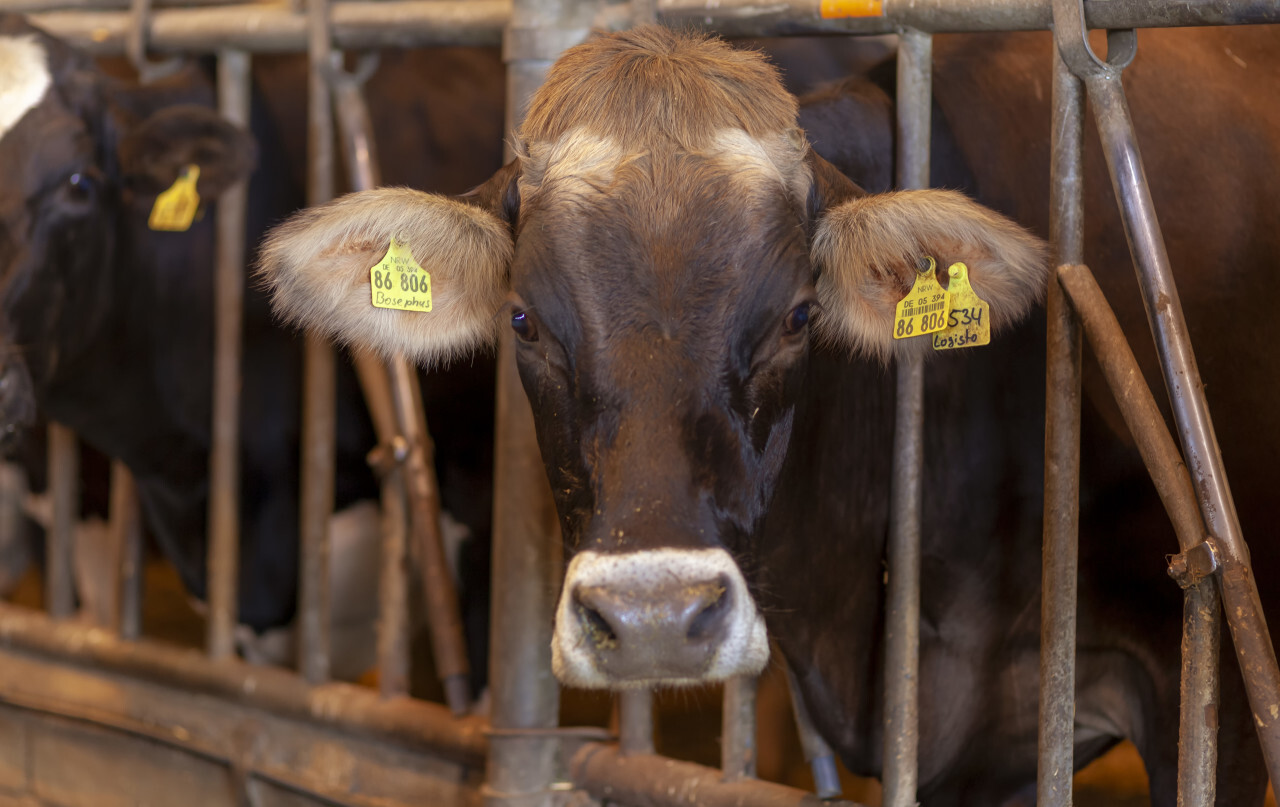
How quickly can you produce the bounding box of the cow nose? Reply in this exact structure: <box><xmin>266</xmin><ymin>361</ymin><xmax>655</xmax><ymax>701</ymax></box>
<box><xmin>570</xmin><ymin>573</ymin><xmax>733</xmax><ymax>680</ymax></box>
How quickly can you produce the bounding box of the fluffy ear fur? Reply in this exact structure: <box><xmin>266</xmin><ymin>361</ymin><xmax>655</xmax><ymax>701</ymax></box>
<box><xmin>812</xmin><ymin>189</ymin><xmax>1048</xmax><ymax>361</ymax></box>
<box><xmin>258</xmin><ymin>187</ymin><xmax>513</xmax><ymax>364</ymax></box>
<box><xmin>117</xmin><ymin>104</ymin><xmax>256</xmax><ymax>198</ymax></box>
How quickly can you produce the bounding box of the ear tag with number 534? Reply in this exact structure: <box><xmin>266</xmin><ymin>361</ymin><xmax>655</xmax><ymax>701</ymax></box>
<box><xmin>370</xmin><ymin>238</ymin><xmax>433</xmax><ymax>312</ymax></box>
<box><xmin>148</xmin><ymin>164</ymin><xmax>201</xmax><ymax>232</ymax></box>
<box><xmin>932</xmin><ymin>262</ymin><xmax>991</xmax><ymax>351</ymax></box>
<box><xmin>893</xmin><ymin>256</ymin><xmax>951</xmax><ymax>339</ymax></box>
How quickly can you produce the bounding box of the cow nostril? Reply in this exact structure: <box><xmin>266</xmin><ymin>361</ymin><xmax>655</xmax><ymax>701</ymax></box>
<box><xmin>686</xmin><ymin>574</ymin><xmax>731</xmax><ymax>642</ymax></box>
<box><xmin>573</xmin><ymin>588</ymin><xmax>619</xmax><ymax>650</ymax></box>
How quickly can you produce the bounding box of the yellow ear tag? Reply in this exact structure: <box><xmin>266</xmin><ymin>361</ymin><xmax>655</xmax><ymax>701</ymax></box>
<box><xmin>933</xmin><ymin>262</ymin><xmax>991</xmax><ymax>351</ymax></box>
<box><xmin>148</xmin><ymin>164</ymin><xmax>201</xmax><ymax>232</ymax></box>
<box><xmin>370</xmin><ymin>238</ymin><xmax>433</xmax><ymax>312</ymax></box>
<box><xmin>893</xmin><ymin>256</ymin><xmax>951</xmax><ymax>339</ymax></box>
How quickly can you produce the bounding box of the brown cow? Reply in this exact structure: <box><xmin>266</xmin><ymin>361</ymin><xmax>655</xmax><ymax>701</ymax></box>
<box><xmin>258</xmin><ymin>26</ymin><xmax>1063</xmax><ymax>803</ymax></box>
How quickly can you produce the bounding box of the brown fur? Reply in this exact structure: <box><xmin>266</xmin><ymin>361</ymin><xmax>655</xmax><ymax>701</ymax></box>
<box><xmin>812</xmin><ymin>189</ymin><xmax>1048</xmax><ymax>361</ymax></box>
<box><xmin>521</xmin><ymin>27</ymin><xmax>798</xmax><ymax>154</ymax></box>
<box><xmin>257</xmin><ymin>187</ymin><xmax>512</xmax><ymax>364</ymax></box>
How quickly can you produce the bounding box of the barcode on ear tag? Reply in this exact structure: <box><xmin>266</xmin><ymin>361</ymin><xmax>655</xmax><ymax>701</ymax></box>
<box><xmin>933</xmin><ymin>262</ymin><xmax>991</xmax><ymax>351</ymax></box>
<box><xmin>893</xmin><ymin>256</ymin><xmax>951</xmax><ymax>339</ymax></box>
<box><xmin>148</xmin><ymin>164</ymin><xmax>201</xmax><ymax>232</ymax></box>
<box><xmin>370</xmin><ymin>238</ymin><xmax>433</xmax><ymax>312</ymax></box>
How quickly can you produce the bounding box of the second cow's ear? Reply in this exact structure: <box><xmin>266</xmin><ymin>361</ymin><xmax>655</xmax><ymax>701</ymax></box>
<box><xmin>811</xmin><ymin>188</ymin><xmax>1049</xmax><ymax>361</ymax></box>
<box><xmin>116</xmin><ymin>104</ymin><xmax>256</xmax><ymax>199</ymax></box>
<box><xmin>258</xmin><ymin>185</ymin><xmax>514</xmax><ymax>365</ymax></box>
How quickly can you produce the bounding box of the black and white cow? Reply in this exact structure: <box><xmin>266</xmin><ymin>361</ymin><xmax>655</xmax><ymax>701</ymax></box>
<box><xmin>0</xmin><ymin>16</ymin><xmax>504</xmax><ymax>683</ymax></box>
<box><xmin>258</xmin><ymin>25</ymin><xmax>1276</xmax><ymax>806</ymax></box>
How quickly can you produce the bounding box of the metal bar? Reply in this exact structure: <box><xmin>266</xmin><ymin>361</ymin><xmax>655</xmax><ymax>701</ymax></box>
<box><xmin>880</xmin><ymin>26</ymin><xmax>929</xmax><ymax>807</ymax></box>
<box><xmin>45</xmin><ymin>422</ymin><xmax>77</xmax><ymax>620</ymax></box>
<box><xmin>388</xmin><ymin>356</ymin><xmax>472</xmax><ymax>715</ymax></box>
<box><xmin>298</xmin><ymin>0</ymin><xmax>337</xmax><ymax>686</ymax></box>
<box><xmin>1057</xmin><ymin>261</ymin><xmax>1221</xmax><ymax>804</ymax></box>
<box><xmin>207</xmin><ymin>47</ymin><xmax>250</xmax><ymax>662</ymax></box>
<box><xmin>108</xmin><ymin>460</ymin><xmax>144</xmax><ymax>638</ymax></box>
<box><xmin>783</xmin><ymin>664</ymin><xmax>841</xmax><ymax>799</ymax></box>
<box><xmin>483</xmin><ymin>3</ymin><xmax>577</xmax><ymax>803</ymax></box>
<box><xmin>570</xmin><ymin>744</ymin><xmax>867</xmax><ymax>807</ymax></box>
<box><xmin>26</xmin><ymin>0</ymin><xmax>1280</xmax><ymax>56</ymax></box>
<box><xmin>1083</xmin><ymin>71</ymin><xmax>1280</xmax><ymax>788</ymax></box>
<box><xmin>721</xmin><ymin>676</ymin><xmax>757</xmax><ymax>782</ymax></box>
<box><xmin>618</xmin><ymin>689</ymin><xmax>654</xmax><ymax>757</ymax></box>
<box><xmin>29</xmin><ymin>1</ymin><xmax>510</xmax><ymax>53</ymax></box>
<box><xmin>0</xmin><ymin>602</ymin><xmax>488</xmax><ymax>762</ymax></box>
<box><xmin>1037</xmin><ymin>44</ymin><xmax>1083</xmax><ymax>807</ymax></box>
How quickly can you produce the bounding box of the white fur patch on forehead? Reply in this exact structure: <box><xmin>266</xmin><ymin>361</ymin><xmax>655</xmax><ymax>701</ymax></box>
<box><xmin>0</xmin><ymin>35</ymin><xmax>51</xmax><ymax>142</ymax></box>
<box><xmin>552</xmin><ymin>548</ymin><xmax>769</xmax><ymax>689</ymax></box>
<box><xmin>708</xmin><ymin>127</ymin><xmax>811</xmax><ymax>203</ymax></box>
<box><xmin>518</xmin><ymin>127</ymin><xmax>628</xmax><ymax>199</ymax></box>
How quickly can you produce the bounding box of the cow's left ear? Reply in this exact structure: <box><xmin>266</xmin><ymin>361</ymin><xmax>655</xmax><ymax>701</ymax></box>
<box><xmin>116</xmin><ymin>104</ymin><xmax>256</xmax><ymax>198</ymax></box>
<box><xmin>811</xmin><ymin>188</ymin><xmax>1048</xmax><ymax>360</ymax></box>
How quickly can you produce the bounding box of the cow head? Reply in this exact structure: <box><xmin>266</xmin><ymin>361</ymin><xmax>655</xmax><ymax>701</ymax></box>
<box><xmin>0</xmin><ymin>17</ymin><xmax>254</xmax><ymax>444</ymax></box>
<box><xmin>259</xmin><ymin>27</ymin><xmax>1047</xmax><ymax>689</ymax></box>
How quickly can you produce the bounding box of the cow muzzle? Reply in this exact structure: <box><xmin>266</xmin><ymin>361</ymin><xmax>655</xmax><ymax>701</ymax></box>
<box><xmin>552</xmin><ymin>548</ymin><xmax>769</xmax><ymax>688</ymax></box>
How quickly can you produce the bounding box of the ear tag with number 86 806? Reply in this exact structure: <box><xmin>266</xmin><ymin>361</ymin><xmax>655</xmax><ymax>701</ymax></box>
<box><xmin>932</xmin><ymin>262</ymin><xmax>990</xmax><ymax>351</ymax></box>
<box><xmin>370</xmin><ymin>238</ymin><xmax>433</xmax><ymax>312</ymax></box>
<box><xmin>893</xmin><ymin>256</ymin><xmax>951</xmax><ymax>339</ymax></box>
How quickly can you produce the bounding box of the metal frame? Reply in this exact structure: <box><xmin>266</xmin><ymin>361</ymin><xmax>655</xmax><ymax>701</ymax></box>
<box><xmin>8</xmin><ymin>0</ymin><xmax>1280</xmax><ymax>805</ymax></box>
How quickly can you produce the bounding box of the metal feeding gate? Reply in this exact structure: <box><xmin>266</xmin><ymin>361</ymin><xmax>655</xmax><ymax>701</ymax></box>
<box><xmin>0</xmin><ymin>0</ymin><xmax>1277</xmax><ymax>805</ymax></box>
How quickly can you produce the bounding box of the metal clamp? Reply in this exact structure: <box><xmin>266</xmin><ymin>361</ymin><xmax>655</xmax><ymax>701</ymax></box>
<box><xmin>1168</xmin><ymin>539</ymin><xmax>1221</xmax><ymax>589</ymax></box>
<box><xmin>325</xmin><ymin>51</ymin><xmax>380</xmax><ymax>89</ymax></box>
<box><xmin>365</xmin><ymin>435</ymin><xmax>409</xmax><ymax>479</ymax></box>
<box><xmin>126</xmin><ymin>0</ymin><xmax>184</xmax><ymax>84</ymax></box>
<box><xmin>1051</xmin><ymin>0</ymin><xmax>1137</xmax><ymax>80</ymax></box>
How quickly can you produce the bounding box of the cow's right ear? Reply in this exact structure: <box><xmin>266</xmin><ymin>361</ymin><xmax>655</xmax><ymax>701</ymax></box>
<box><xmin>258</xmin><ymin>181</ymin><xmax>514</xmax><ymax>364</ymax></box>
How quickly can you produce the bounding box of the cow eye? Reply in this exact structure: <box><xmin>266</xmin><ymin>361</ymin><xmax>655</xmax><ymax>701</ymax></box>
<box><xmin>511</xmin><ymin>310</ymin><xmax>538</xmax><ymax>342</ymax></box>
<box><xmin>60</xmin><ymin>170</ymin><xmax>100</xmax><ymax>210</ymax></box>
<box><xmin>783</xmin><ymin>302</ymin><xmax>811</xmax><ymax>335</ymax></box>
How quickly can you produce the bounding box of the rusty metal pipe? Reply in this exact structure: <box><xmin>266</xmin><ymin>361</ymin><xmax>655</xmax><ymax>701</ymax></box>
<box><xmin>881</xmin><ymin>27</ymin><xmax>929</xmax><ymax>807</ymax></box>
<box><xmin>1037</xmin><ymin>44</ymin><xmax>1083</xmax><ymax>807</ymax></box>
<box><xmin>1083</xmin><ymin>72</ymin><xmax>1280</xmax><ymax>784</ymax></box>
<box><xmin>206</xmin><ymin>47</ymin><xmax>249</xmax><ymax>661</ymax></box>
<box><xmin>298</xmin><ymin>0</ymin><xmax>338</xmax><ymax>686</ymax></box>
<box><xmin>388</xmin><ymin>356</ymin><xmax>471</xmax><ymax>714</ymax></box>
<box><xmin>45</xmin><ymin>423</ymin><xmax>77</xmax><ymax>620</ymax></box>
<box><xmin>570</xmin><ymin>743</ymin><xmax>867</xmax><ymax>807</ymax></box>
<box><xmin>0</xmin><ymin>601</ymin><xmax>488</xmax><ymax>762</ymax></box>
<box><xmin>1057</xmin><ymin>261</ymin><xmax>1222</xmax><ymax>804</ymax></box>
<box><xmin>722</xmin><ymin>675</ymin><xmax>758</xmax><ymax>782</ymax></box>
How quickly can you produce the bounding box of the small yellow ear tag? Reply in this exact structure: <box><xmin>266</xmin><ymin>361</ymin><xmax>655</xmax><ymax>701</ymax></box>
<box><xmin>893</xmin><ymin>256</ymin><xmax>951</xmax><ymax>339</ymax></box>
<box><xmin>148</xmin><ymin>164</ymin><xmax>201</xmax><ymax>232</ymax></box>
<box><xmin>370</xmin><ymin>238</ymin><xmax>433</xmax><ymax>312</ymax></box>
<box><xmin>933</xmin><ymin>262</ymin><xmax>991</xmax><ymax>351</ymax></box>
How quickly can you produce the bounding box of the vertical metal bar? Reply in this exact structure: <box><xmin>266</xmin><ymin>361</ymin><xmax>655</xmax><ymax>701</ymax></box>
<box><xmin>299</xmin><ymin>0</ymin><xmax>337</xmax><ymax>685</ymax></box>
<box><xmin>618</xmin><ymin>689</ymin><xmax>654</xmax><ymax>757</ymax></box>
<box><xmin>721</xmin><ymin>676</ymin><xmax>758</xmax><ymax>782</ymax></box>
<box><xmin>108</xmin><ymin>460</ymin><xmax>143</xmax><ymax>637</ymax></box>
<box><xmin>484</xmin><ymin>6</ymin><xmax>577</xmax><ymax>806</ymax></box>
<box><xmin>1052</xmin><ymin>263</ymin><xmax>1221</xmax><ymax>806</ymax></box>
<box><xmin>1038</xmin><ymin>44</ymin><xmax>1083</xmax><ymax>807</ymax></box>
<box><xmin>45</xmin><ymin>423</ymin><xmax>77</xmax><ymax>620</ymax></box>
<box><xmin>784</xmin><ymin>664</ymin><xmax>842</xmax><ymax>799</ymax></box>
<box><xmin>1084</xmin><ymin>72</ymin><xmax>1280</xmax><ymax>787</ymax></box>
<box><xmin>207</xmin><ymin>47</ymin><xmax>250</xmax><ymax>661</ymax></box>
<box><xmin>881</xmin><ymin>26</ymin><xmax>929</xmax><ymax>807</ymax></box>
